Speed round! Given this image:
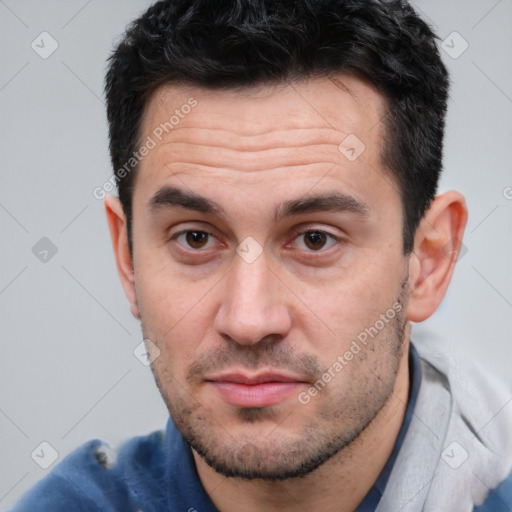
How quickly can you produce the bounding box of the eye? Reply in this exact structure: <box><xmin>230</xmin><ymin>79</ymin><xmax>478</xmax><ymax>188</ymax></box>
<box><xmin>293</xmin><ymin>230</ymin><xmax>339</xmax><ymax>251</ymax></box>
<box><xmin>173</xmin><ymin>230</ymin><xmax>217</xmax><ymax>250</ymax></box>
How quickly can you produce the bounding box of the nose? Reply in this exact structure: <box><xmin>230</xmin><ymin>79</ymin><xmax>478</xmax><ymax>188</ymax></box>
<box><xmin>214</xmin><ymin>250</ymin><xmax>292</xmax><ymax>346</ymax></box>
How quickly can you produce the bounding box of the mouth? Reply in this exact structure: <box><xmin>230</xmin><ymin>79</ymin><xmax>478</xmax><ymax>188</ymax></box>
<box><xmin>205</xmin><ymin>371</ymin><xmax>308</xmax><ymax>408</ymax></box>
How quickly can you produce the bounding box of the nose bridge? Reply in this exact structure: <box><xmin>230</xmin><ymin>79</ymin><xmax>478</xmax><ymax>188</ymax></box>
<box><xmin>231</xmin><ymin>254</ymin><xmax>269</xmax><ymax>311</ymax></box>
<box><xmin>215</xmin><ymin>251</ymin><xmax>290</xmax><ymax>345</ymax></box>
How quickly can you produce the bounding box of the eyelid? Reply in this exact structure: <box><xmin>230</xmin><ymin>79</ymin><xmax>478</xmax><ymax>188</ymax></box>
<box><xmin>292</xmin><ymin>227</ymin><xmax>340</xmax><ymax>238</ymax></box>
<box><xmin>169</xmin><ymin>228</ymin><xmax>215</xmax><ymax>238</ymax></box>
<box><xmin>290</xmin><ymin>225</ymin><xmax>342</xmax><ymax>241</ymax></box>
<box><xmin>167</xmin><ymin>221</ymin><xmax>217</xmax><ymax>240</ymax></box>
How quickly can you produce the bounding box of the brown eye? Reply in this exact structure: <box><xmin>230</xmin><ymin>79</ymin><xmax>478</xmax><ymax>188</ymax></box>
<box><xmin>304</xmin><ymin>231</ymin><xmax>328</xmax><ymax>251</ymax></box>
<box><xmin>292</xmin><ymin>230</ymin><xmax>338</xmax><ymax>252</ymax></box>
<box><xmin>184</xmin><ymin>231</ymin><xmax>210</xmax><ymax>249</ymax></box>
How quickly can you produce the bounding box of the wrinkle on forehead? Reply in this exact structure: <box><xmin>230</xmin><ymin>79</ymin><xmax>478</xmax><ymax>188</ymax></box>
<box><xmin>134</xmin><ymin>75</ymin><xmax>389</xmax><ymax>204</ymax></box>
<box><xmin>147</xmin><ymin>141</ymin><xmax>347</xmax><ymax>175</ymax></box>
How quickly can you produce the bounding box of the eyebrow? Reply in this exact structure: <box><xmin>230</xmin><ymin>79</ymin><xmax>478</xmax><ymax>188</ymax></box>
<box><xmin>274</xmin><ymin>193</ymin><xmax>370</xmax><ymax>222</ymax></box>
<box><xmin>149</xmin><ymin>186</ymin><xmax>227</xmax><ymax>217</ymax></box>
<box><xmin>148</xmin><ymin>185</ymin><xmax>370</xmax><ymax>221</ymax></box>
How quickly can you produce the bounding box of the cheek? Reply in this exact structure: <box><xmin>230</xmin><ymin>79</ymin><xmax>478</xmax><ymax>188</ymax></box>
<box><xmin>135</xmin><ymin>265</ymin><xmax>216</xmax><ymax>368</ymax></box>
<box><xmin>295</xmin><ymin>257</ymin><xmax>403</xmax><ymax>354</ymax></box>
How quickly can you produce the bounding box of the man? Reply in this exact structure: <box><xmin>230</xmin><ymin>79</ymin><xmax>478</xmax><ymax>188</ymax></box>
<box><xmin>10</xmin><ymin>0</ymin><xmax>512</xmax><ymax>510</ymax></box>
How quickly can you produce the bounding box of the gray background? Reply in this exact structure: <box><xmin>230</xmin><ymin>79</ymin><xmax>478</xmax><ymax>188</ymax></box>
<box><xmin>0</xmin><ymin>0</ymin><xmax>511</xmax><ymax>507</ymax></box>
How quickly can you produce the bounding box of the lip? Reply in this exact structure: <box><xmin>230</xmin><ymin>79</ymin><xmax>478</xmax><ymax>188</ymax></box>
<box><xmin>205</xmin><ymin>372</ymin><xmax>307</xmax><ymax>408</ymax></box>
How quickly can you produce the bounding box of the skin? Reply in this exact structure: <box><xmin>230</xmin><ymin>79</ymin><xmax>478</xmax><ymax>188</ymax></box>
<box><xmin>105</xmin><ymin>74</ymin><xmax>467</xmax><ymax>511</ymax></box>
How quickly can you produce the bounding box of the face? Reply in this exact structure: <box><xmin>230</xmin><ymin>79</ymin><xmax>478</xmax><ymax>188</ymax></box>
<box><xmin>130</xmin><ymin>75</ymin><xmax>410</xmax><ymax>479</ymax></box>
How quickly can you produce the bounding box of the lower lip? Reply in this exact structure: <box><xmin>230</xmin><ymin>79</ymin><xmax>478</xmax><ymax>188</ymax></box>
<box><xmin>209</xmin><ymin>382</ymin><xmax>303</xmax><ymax>408</ymax></box>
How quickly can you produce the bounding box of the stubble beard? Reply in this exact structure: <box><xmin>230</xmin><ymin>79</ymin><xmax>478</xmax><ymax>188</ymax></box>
<box><xmin>145</xmin><ymin>279</ymin><xmax>409</xmax><ymax>481</ymax></box>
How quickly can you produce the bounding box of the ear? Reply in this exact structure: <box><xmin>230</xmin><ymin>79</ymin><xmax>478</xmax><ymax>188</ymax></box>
<box><xmin>406</xmin><ymin>190</ymin><xmax>468</xmax><ymax>322</ymax></box>
<box><xmin>104</xmin><ymin>195</ymin><xmax>140</xmax><ymax>319</ymax></box>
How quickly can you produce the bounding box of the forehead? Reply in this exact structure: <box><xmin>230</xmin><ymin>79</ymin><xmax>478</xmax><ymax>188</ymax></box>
<box><xmin>140</xmin><ymin>75</ymin><xmax>385</xmax><ymax>144</ymax></box>
<box><xmin>132</xmin><ymin>74</ymin><xmax>397</xmax><ymax>221</ymax></box>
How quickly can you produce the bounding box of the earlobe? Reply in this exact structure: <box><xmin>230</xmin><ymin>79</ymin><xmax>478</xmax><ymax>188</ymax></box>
<box><xmin>104</xmin><ymin>194</ymin><xmax>140</xmax><ymax>320</ymax></box>
<box><xmin>406</xmin><ymin>191</ymin><xmax>468</xmax><ymax>323</ymax></box>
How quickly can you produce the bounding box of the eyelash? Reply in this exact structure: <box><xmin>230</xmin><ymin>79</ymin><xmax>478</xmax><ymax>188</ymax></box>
<box><xmin>170</xmin><ymin>229</ymin><xmax>340</xmax><ymax>253</ymax></box>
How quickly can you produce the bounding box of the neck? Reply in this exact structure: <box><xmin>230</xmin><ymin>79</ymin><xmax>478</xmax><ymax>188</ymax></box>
<box><xmin>194</xmin><ymin>334</ymin><xmax>411</xmax><ymax>512</ymax></box>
